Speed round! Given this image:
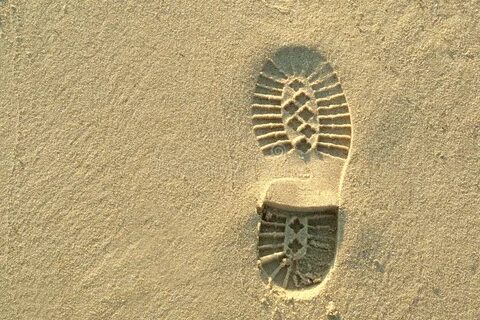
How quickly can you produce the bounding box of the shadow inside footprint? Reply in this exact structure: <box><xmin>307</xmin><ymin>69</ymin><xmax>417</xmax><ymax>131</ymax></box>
<box><xmin>257</xmin><ymin>205</ymin><xmax>338</xmax><ymax>290</ymax></box>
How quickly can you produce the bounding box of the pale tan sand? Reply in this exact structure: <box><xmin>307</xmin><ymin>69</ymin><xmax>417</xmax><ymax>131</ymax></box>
<box><xmin>1</xmin><ymin>1</ymin><xmax>479</xmax><ymax>319</ymax></box>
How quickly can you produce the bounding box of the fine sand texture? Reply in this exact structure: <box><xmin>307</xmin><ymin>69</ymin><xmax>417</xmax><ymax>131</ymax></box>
<box><xmin>1</xmin><ymin>1</ymin><xmax>480</xmax><ymax>319</ymax></box>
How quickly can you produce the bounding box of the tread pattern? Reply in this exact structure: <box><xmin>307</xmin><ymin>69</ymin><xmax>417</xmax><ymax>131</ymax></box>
<box><xmin>252</xmin><ymin>47</ymin><xmax>352</xmax><ymax>159</ymax></box>
<box><xmin>257</xmin><ymin>206</ymin><xmax>337</xmax><ymax>289</ymax></box>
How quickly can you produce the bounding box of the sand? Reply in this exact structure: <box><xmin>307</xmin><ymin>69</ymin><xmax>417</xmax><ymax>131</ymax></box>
<box><xmin>1</xmin><ymin>1</ymin><xmax>479</xmax><ymax>319</ymax></box>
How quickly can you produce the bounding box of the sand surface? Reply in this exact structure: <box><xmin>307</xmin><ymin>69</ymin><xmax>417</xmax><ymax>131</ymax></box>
<box><xmin>1</xmin><ymin>1</ymin><xmax>479</xmax><ymax>319</ymax></box>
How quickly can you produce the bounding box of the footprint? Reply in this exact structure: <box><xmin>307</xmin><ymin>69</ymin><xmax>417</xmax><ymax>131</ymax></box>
<box><xmin>252</xmin><ymin>46</ymin><xmax>352</xmax><ymax>292</ymax></box>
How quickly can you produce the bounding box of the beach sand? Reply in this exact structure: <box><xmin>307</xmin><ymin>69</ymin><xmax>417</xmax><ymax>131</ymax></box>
<box><xmin>1</xmin><ymin>1</ymin><xmax>479</xmax><ymax>319</ymax></box>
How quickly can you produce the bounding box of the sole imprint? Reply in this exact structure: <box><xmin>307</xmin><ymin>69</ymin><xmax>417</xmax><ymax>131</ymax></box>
<box><xmin>257</xmin><ymin>206</ymin><xmax>337</xmax><ymax>289</ymax></box>
<box><xmin>251</xmin><ymin>47</ymin><xmax>353</xmax><ymax>292</ymax></box>
<box><xmin>252</xmin><ymin>46</ymin><xmax>352</xmax><ymax>159</ymax></box>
